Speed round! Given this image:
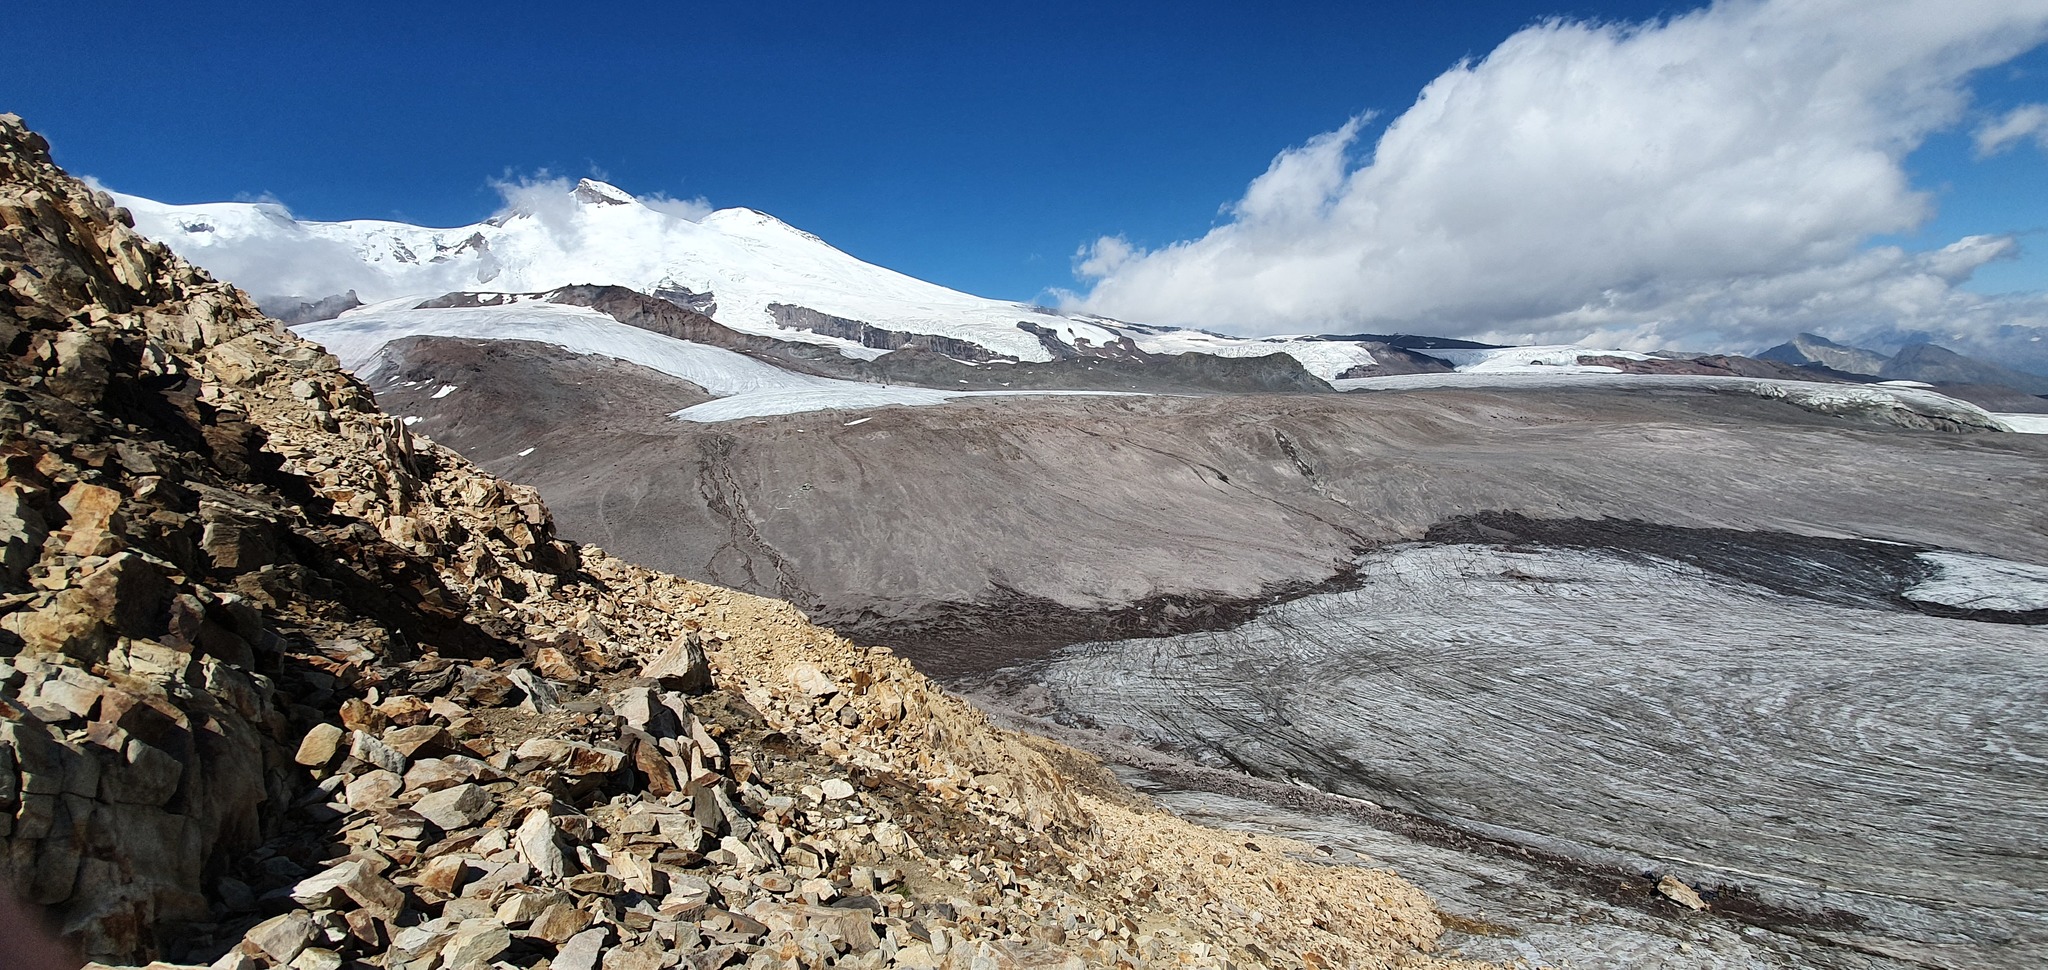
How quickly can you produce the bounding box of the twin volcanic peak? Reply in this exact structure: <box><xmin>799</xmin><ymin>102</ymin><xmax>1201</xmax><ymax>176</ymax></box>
<box><xmin>114</xmin><ymin>178</ymin><xmax>1178</xmax><ymax>366</ymax></box>
<box><xmin>0</xmin><ymin>114</ymin><xmax>1464</xmax><ymax>969</ymax></box>
<box><xmin>115</xmin><ymin>177</ymin><xmax>1448</xmax><ymax>381</ymax></box>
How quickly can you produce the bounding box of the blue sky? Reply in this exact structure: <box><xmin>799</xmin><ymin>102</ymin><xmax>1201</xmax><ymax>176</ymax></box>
<box><xmin>9</xmin><ymin>0</ymin><xmax>2048</xmax><ymax>355</ymax></box>
<box><xmin>13</xmin><ymin>0</ymin><xmax>1723</xmax><ymax>298</ymax></box>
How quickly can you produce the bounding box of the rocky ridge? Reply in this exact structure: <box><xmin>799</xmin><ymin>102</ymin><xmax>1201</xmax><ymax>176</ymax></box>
<box><xmin>0</xmin><ymin>116</ymin><xmax>1470</xmax><ymax>970</ymax></box>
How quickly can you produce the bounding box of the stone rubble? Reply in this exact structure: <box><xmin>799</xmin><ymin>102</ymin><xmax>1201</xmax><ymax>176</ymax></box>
<box><xmin>0</xmin><ymin>113</ymin><xmax>1485</xmax><ymax>970</ymax></box>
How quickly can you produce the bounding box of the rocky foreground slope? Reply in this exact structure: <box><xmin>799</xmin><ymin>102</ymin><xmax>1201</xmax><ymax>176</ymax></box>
<box><xmin>0</xmin><ymin>116</ymin><xmax>1476</xmax><ymax>970</ymax></box>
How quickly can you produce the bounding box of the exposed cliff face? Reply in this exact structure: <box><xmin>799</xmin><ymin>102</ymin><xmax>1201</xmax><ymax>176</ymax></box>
<box><xmin>766</xmin><ymin>304</ymin><xmax>1011</xmax><ymax>363</ymax></box>
<box><xmin>0</xmin><ymin>115</ymin><xmax>1469</xmax><ymax>970</ymax></box>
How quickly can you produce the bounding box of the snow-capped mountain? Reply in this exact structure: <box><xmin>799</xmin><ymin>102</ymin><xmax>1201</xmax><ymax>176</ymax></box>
<box><xmin>116</xmin><ymin>179</ymin><xmax>1394</xmax><ymax>376</ymax></box>
<box><xmin>121</xmin><ymin>178</ymin><xmax>2001</xmax><ymax>407</ymax></box>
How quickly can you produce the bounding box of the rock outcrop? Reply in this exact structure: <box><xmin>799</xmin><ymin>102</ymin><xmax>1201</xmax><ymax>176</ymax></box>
<box><xmin>0</xmin><ymin>114</ymin><xmax>1470</xmax><ymax>970</ymax></box>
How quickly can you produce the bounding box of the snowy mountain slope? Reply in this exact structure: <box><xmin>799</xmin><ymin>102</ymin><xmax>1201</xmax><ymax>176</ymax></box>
<box><xmin>113</xmin><ymin>181</ymin><xmax>1486</xmax><ymax>381</ymax></box>
<box><xmin>118</xmin><ymin>181</ymin><xmax>1134</xmax><ymax>364</ymax></box>
<box><xmin>302</xmin><ymin>297</ymin><xmax>1136</xmax><ymax>422</ymax></box>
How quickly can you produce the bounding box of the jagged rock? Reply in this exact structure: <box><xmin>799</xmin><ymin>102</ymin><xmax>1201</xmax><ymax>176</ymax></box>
<box><xmin>527</xmin><ymin>901</ymin><xmax>593</xmax><ymax>944</ymax></box>
<box><xmin>58</xmin><ymin>482</ymin><xmax>122</xmax><ymax>555</ymax></box>
<box><xmin>533</xmin><ymin>646</ymin><xmax>583</xmax><ymax>682</ymax></box>
<box><xmin>197</xmin><ymin>501</ymin><xmax>278</xmax><ymax>572</ymax></box>
<box><xmin>438</xmin><ymin>918</ymin><xmax>511</xmax><ymax>969</ymax></box>
<box><xmin>1657</xmin><ymin>874</ymin><xmax>1710</xmax><ymax>911</ymax></box>
<box><xmin>287</xmin><ymin>948</ymin><xmax>342</xmax><ymax>970</ymax></box>
<box><xmin>641</xmin><ymin>635</ymin><xmax>711</xmax><ymax>693</ymax></box>
<box><xmin>784</xmin><ymin>663</ymin><xmax>837</xmax><ymax>699</ymax></box>
<box><xmin>402</xmin><ymin>755</ymin><xmax>491</xmax><ymax>792</ymax></box>
<box><xmin>101</xmin><ymin>738</ymin><xmax>183</xmax><ymax>805</ymax></box>
<box><xmin>552</xmin><ymin>926</ymin><xmax>609</xmax><ymax>970</ymax></box>
<box><xmin>463</xmin><ymin>859</ymin><xmax>530</xmax><ymax>899</ymax></box>
<box><xmin>290</xmin><ymin>861</ymin><xmax>404</xmax><ymax>921</ymax></box>
<box><xmin>493</xmin><ymin>889</ymin><xmax>561</xmax><ymax>926</ymax></box>
<box><xmin>415</xmin><ymin>855</ymin><xmax>472</xmax><ymax>895</ymax></box>
<box><xmin>342</xmin><ymin>909</ymin><xmax>385</xmax><ymax>948</ymax></box>
<box><xmin>344</xmin><ymin>770</ymin><xmax>403</xmax><ymax>811</ymax></box>
<box><xmin>208</xmin><ymin>950</ymin><xmax>260</xmax><ymax>970</ymax></box>
<box><xmin>380</xmin><ymin>724</ymin><xmax>453</xmax><ymax>759</ymax></box>
<box><xmin>412</xmin><ymin>783</ymin><xmax>493</xmax><ymax>830</ymax></box>
<box><xmin>506</xmin><ymin>667</ymin><xmax>561</xmax><ymax>713</ymax></box>
<box><xmin>349</xmin><ymin>730</ymin><xmax>408</xmax><ymax>775</ymax></box>
<box><xmin>613</xmin><ymin>686</ymin><xmax>679</xmax><ymax>739</ymax></box>
<box><xmin>600</xmin><ymin>943</ymin><xmax>665</xmax><ymax>970</ymax></box>
<box><xmin>243</xmin><ymin>911</ymin><xmax>317</xmax><ymax>964</ymax></box>
<box><xmin>516</xmin><ymin>808</ymin><xmax>573</xmax><ymax>880</ymax></box>
<box><xmin>377</xmin><ymin>808</ymin><xmax>431</xmax><ymax>841</ymax></box>
<box><xmin>294</xmin><ymin>724</ymin><xmax>346</xmax><ymax>768</ymax></box>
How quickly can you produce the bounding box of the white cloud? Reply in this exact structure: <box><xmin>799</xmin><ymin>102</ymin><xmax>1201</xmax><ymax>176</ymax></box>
<box><xmin>488</xmin><ymin>172</ymin><xmax>590</xmax><ymax>250</ymax></box>
<box><xmin>642</xmin><ymin>193</ymin><xmax>714</xmax><ymax>221</ymax></box>
<box><xmin>1068</xmin><ymin>0</ymin><xmax>2048</xmax><ymax>359</ymax></box>
<box><xmin>1074</xmin><ymin>234</ymin><xmax>1137</xmax><ymax>279</ymax></box>
<box><xmin>1976</xmin><ymin>103</ymin><xmax>2048</xmax><ymax>156</ymax></box>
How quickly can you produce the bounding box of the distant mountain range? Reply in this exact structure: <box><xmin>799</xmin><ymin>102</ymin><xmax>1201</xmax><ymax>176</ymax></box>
<box><xmin>1760</xmin><ymin>332</ymin><xmax>2048</xmax><ymax>396</ymax></box>
<box><xmin>112</xmin><ymin>180</ymin><xmax>2047</xmax><ymax>420</ymax></box>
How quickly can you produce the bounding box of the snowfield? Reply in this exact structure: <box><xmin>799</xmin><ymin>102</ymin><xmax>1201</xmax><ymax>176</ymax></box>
<box><xmin>297</xmin><ymin>299</ymin><xmax>1140</xmax><ymax>423</ymax></box>
<box><xmin>1426</xmin><ymin>345</ymin><xmax>1654</xmax><ymax>374</ymax></box>
<box><xmin>1995</xmin><ymin>413</ymin><xmax>2048</xmax><ymax>434</ymax></box>
<box><xmin>1331</xmin><ymin>371</ymin><xmax>2012</xmax><ymax>430</ymax></box>
<box><xmin>1122</xmin><ymin>330</ymin><xmax>1382</xmax><ymax>380</ymax></box>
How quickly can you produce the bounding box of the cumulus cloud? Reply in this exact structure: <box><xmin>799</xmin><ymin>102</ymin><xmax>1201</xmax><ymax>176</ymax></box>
<box><xmin>1976</xmin><ymin>103</ymin><xmax>2048</xmax><ymax>156</ymax></box>
<box><xmin>1073</xmin><ymin>234</ymin><xmax>1137</xmax><ymax>278</ymax></box>
<box><xmin>1068</xmin><ymin>0</ymin><xmax>2048</xmax><ymax>358</ymax></box>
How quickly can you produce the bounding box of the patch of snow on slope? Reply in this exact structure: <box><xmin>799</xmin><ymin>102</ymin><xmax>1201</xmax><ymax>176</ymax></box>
<box><xmin>296</xmin><ymin>300</ymin><xmax>1146</xmax><ymax>423</ymax></box>
<box><xmin>1124</xmin><ymin>329</ymin><xmax>1376</xmax><ymax>381</ymax></box>
<box><xmin>297</xmin><ymin>301</ymin><xmax>824</xmax><ymax>397</ymax></box>
<box><xmin>1995</xmin><ymin>413</ymin><xmax>2048</xmax><ymax>434</ymax></box>
<box><xmin>1907</xmin><ymin>553</ymin><xmax>2048</xmax><ymax>613</ymax></box>
<box><xmin>673</xmin><ymin>388</ymin><xmax>1148</xmax><ymax>423</ymax></box>
<box><xmin>1430</xmin><ymin>345</ymin><xmax>1652</xmax><ymax>374</ymax></box>
<box><xmin>1328</xmin><ymin>372</ymin><xmax>2007</xmax><ymax>429</ymax></box>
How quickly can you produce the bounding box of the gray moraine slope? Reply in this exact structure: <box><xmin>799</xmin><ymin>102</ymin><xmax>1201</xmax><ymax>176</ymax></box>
<box><xmin>366</xmin><ymin>338</ymin><xmax>2048</xmax><ymax>671</ymax></box>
